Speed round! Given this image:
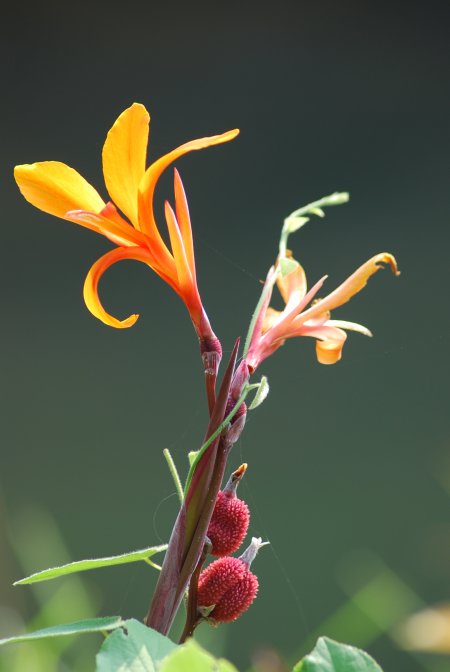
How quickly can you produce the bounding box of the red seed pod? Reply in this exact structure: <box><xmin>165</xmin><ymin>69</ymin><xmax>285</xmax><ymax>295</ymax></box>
<box><xmin>197</xmin><ymin>537</ymin><xmax>267</xmax><ymax>623</ymax></box>
<box><xmin>207</xmin><ymin>464</ymin><xmax>250</xmax><ymax>557</ymax></box>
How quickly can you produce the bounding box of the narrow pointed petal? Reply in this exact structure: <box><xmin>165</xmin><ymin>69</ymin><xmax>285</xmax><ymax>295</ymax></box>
<box><xmin>83</xmin><ymin>246</ymin><xmax>154</xmax><ymax>328</ymax></box>
<box><xmin>138</xmin><ymin>129</ymin><xmax>239</xmax><ymax>238</ymax></box>
<box><xmin>164</xmin><ymin>201</ymin><xmax>194</xmax><ymax>291</ymax></box>
<box><xmin>262</xmin><ymin>275</ymin><xmax>327</xmax><ymax>345</ymax></box>
<box><xmin>66</xmin><ymin>209</ymin><xmax>148</xmax><ymax>247</ymax></box>
<box><xmin>14</xmin><ymin>162</ymin><xmax>105</xmax><ymax>218</ymax></box>
<box><xmin>102</xmin><ymin>103</ymin><xmax>150</xmax><ymax>228</ymax></box>
<box><xmin>173</xmin><ymin>169</ymin><xmax>196</xmax><ymax>276</ymax></box>
<box><xmin>295</xmin><ymin>253</ymin><xmax>399</xmax><ymax>326</ymax></box>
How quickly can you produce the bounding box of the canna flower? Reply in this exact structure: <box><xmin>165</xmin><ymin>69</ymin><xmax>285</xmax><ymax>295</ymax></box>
<box><xmin>247</xmin><ymin>250</ymin><xmax>399</xmax><ymax>370</ymax></box>
<box><xmin>14</xmin><ymin>103</ymin><xmax>238</xmax><ymax>345</ymax></box>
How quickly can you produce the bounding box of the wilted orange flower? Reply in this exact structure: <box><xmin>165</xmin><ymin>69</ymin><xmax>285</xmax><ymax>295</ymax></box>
<box><xmin>246</xmin><ymin>251</ymin><xmax>399</xmax><ymax>369</ymax></box>
<box><xmin>14</xmin><ymin>103</ymin><xmax>238</xmax><ymax>341</ymax></box>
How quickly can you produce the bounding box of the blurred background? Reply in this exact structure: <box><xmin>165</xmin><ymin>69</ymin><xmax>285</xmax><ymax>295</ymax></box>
<box><xmin>1</xmin><ymin>1</ymin><xmax>449</xmax><ymax>670</ymax></box>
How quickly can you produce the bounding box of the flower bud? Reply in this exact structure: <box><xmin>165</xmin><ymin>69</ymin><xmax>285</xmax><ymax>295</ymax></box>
<box><xmin>207</xmin><ymin>464</ymin><xmax>250</xmax><ymax>556</ymax></box>
<box><xmin>197</xmin><ymin>537</ymin><xmax>268</xmax><ymax>623</ymax></box>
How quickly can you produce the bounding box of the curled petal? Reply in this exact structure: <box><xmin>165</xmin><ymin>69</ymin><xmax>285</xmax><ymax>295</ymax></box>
<box><xmin>315</xmin><ymin>331</ymin><xmax>347</xmax><ymax>365</ymax></box>
<box><xmin>138</xmin><ymin>128</ymin><xmax>239</xmax><ymax>238</ymax></box>
<box><xmin>14</xmin><ymin>162</ymin><xmax>105</xmax><ymax>218</ymax></box>
<box><xmin>295</xmin><ymin>253</ymin><xmax>399</xmax><ymax>326</ymax></box>
<box><xmin>102</xmin><ymin>103</ymin><xmax>149</xmax><ymax>228</ymax></box>
<box><xmin>83</xmin><ymin>246</ymin><xmax>154</xmax><ymax>328</ymax></box>
<box><xmin>299</xmin><ymin>325</ymin><xmax>347</xmax><ymax>365</ymax></box>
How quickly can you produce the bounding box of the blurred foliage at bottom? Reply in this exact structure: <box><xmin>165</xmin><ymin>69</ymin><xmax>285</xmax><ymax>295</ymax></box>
<box><xmin>1</xmin><ymin>502</ymin><xmax>450</xmax><ymax>671</ymax></box>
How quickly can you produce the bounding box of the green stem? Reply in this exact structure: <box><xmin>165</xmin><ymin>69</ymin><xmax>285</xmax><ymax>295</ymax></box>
<box><xmin>163</xmin><ymin>449</ymin><xmax>184</xmax><ymax>505</ymax></box>
<box><xmin>183</xmin><ymin>384</ymin><xmax>259</xmax><ymax>496</ymax></box>
<box><xmin>243</xmin><ymin>272</ymin><xmax>279</xmax><ymax>358</ymax></box>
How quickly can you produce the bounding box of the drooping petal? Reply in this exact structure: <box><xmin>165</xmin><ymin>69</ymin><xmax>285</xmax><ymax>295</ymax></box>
<box><xmin>102</xmin><ymin>103</ymin><xmax>150</xmax><ymax>228</ymax></box>
<box><xmin>83</xmin><ymin>246</ymin><xmax>155</xmax><ymax>328</ymax></box>
<box><xmin>315</xmin><ymin>328</ymin><xmax>347</xmax><ymax>365</ymax></box>
<box><xmin>294</xmin><ymin>253</ymin><xmax>399</xmax><ymax>326</ymax></box>
<box><xmin>14</xmin><ymin>162</ymin><xmax>105</xmax><ymax>218</ymax></box>
<box><xmin>295</xmin><ymin>324</ymin><xmax>348</xmax><ymax>365</ymax></box>
<box><xmin>173</xmin><ymin>169</ymin><xmax>196</xmax><ymax>277</ymax></box>
<box><xmin>138</xmin><ymin>128</ymin><xmax>239</xmax><ymax>239</ymax></box>
<box><xmin>66</xmin><ymin>208</ymin><xmax>148</xmax><ymax>247</ymax></box>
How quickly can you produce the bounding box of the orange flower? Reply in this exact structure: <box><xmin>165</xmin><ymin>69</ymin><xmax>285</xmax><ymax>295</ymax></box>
<box><xmin>14</xmin><ymin>103</ymin><xmax>238</xmax><ymax>340</ymax></box>
<box><xmin>246</xmin><ymin>251</ymin><xmax>399</xmax><ymax>369</ymax></box>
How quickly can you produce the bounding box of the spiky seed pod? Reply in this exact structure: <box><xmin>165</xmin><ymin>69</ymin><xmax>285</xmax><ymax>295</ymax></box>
<box><xmin>197</xmin><ymin>537</ymin><xmax>267</xmax><ymax>624</ymax></box>
<box><xmin>207</xmin><ymin>464</ymin><xmax>250</xmax><ymax>557</ymax></box>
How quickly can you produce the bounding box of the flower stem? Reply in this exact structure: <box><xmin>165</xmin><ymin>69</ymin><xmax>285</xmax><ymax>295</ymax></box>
<box><xmin>178</xmin><ymin>538</ymin><xmax>211</xmax><ymax>643</ymax></box>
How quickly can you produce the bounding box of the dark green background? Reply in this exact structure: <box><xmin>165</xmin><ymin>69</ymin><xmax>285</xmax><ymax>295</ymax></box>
<box><xmin>1</xmin><ymin>1</ymin><xmax>449</xmax><ymax>670</ymax></box>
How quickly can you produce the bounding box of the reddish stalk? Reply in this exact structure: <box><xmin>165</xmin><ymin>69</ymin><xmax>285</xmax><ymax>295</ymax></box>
<box><xmin>145</xmin><ymin>342</ymin><xmax>240</xmax><ymax>634</ymax></box>
<box><xmin>178</xmin><ymin>539</ymin><xmax>211</xmax><ymax>643</ymax></box>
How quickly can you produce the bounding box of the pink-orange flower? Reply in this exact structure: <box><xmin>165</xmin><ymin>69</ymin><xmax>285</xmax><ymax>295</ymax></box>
<box><xmin>246</xmin><ymin>251</ymin><xmax>399</xmax><ymax>369</ymax></box>
<box><xmin>14</xmin><ymin>103</ymin><xmax>238</xmax><ymax>341</ymax></box>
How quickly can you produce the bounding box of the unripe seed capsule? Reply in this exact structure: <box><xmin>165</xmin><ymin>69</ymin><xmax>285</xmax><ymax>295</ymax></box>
<box><xmin>207</xmin><ymin>464</ymin><xmax>250</xmax><ymax>557</ymax></box>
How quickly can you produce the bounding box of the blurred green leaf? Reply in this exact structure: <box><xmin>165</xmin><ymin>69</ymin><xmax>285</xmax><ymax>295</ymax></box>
<box><xmin>0</xmin><ymin>617</ymin><xmax>124</xmax><ymax>647</ymax></box>
<box><xmin>160</xmin><ymin>639</ymin><xmax>238</xmax><ymax>672</ymax></box>
<box><xmin>96</xmin><ymin>619</ymin><xmax>177</xmax><ymax>671</ymax></box>
<box><xmin>293</xmin><ymin>637</ymin><xmax>382</xmax><ymax>672</ymax></box>
<box><xmin>14</xmin><ymin>545</ymin><xmax>167</xmax><ymax>585</ymax></box>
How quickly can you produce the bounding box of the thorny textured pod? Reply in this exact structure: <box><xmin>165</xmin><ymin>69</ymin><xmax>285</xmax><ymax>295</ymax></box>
<box><xmin>207</xmin><ymin>464</ymin><xmax>250</xmax><ymax>556</ymax></box>
<box><xmin>197</xmin><ymin>537</ymin><xmax>268</xmax><ymax>623</ymax></box>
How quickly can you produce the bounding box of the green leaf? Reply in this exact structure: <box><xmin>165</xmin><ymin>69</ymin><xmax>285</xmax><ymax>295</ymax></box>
<box><xmin>0</xmin><ymin>616</ymin><xmax>124</xmax><ymax>647</ymax></box>
<box><xmin>293</xmin><ymin>637</ymin><xmax>383</xmax><ymax>672</ymax></box>
<box><xmin>160</xmin><ymin>639</ymin><xmax>238</xmax><ymax>672</ymax></box>
<box><xmin>14</xmin><ymin>545</ymin><xmax>167</xmax><ymax>585</ymax></box>
<box><xmin>96</xmin><ymin>619</ymin><xmax>177</xmax><ymax>672</ymax></box>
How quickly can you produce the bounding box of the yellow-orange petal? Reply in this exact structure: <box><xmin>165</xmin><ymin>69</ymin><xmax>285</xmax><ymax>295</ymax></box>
<box><xmin>262</xmin><ymin>307</ymin><xmax>282</xmax><ymax>334</ymax></box>
<box><xmin>276</xmin><ymin>256</ymin><xmax>307</xmax><ymax>309</ymax></box>
<box><xmin>14</xmin><ymin>162</ymin><xmax>105</xmax><ymax>218</ymax></box>
<box><xmin>296</xmin><ymin>253</ymin><xmax>399</xmax><ymax>326</ymax></box>
<box><xmin>138</xmin><ymin>128</ymin><xmax>239</xmax><ymax>238</ymax></box>
<box><xmin>102</xmin><ymin>103</ymin><xmax>150</xmax><ymax>228</ymax></box>
<box><xmin>83</xmin><ymin>246</ymin><xmax>153</xmax><ymax>328</ymax></box>
<box><xmin>164</xmin><ymin>201</ymin><xmax>194</xmax><ymax>292</ymax></box>
<box><xmin>66</xmin><ymin>209</ymin><xmax>147</xmax><ymax>247</ymax></box>
<box><xmin>174</xmin><ymin>169</ymin><xmax>196</xmax><ymax>277</ymax></box>
<box><xmin>312</xmin><ymin>326</ymin><xmax>347</xmax><ymax>365</ymax></box>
